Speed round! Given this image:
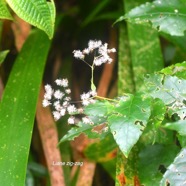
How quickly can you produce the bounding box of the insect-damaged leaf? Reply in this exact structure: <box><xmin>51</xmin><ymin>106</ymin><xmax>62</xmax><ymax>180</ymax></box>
<box><xmin>116</xmin><ymin>0</ymin><xmax>186</xmax><ymax>36</ymax></box>
<box><xmin>160</xmin><ymin>148</ymin><xmax>186</xmax><ymax>186</ymax></box>
<box><xmin>108</xmin><ymin>93</ymin><xmax>151</xmax><ymax>157</ymax></box>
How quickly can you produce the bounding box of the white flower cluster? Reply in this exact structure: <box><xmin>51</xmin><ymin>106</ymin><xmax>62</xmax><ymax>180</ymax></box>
<box><xmin>73</xmin><ymin>40</ymin><xmax>116</xmax><ymax>66</ymax></box>
<box><xmin>80</xmin><ymin>90</ymin><xmax>97</xmax><ymax>106</ymax></box>
<box><xmin>43</xmin><ymin>78</ymin><xmax>96</xmax><ymax>125</ymax></box>
<box><xmin>43</xmin><ymin>78</ymin><xmax>75</xmax><ymax>121</ymax></box>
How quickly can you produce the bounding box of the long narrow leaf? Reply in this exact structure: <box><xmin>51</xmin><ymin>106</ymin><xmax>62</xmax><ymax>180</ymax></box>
<box><xmin>0</xmin><ymin>29</ymin><xmax>51</xmax><ymax>185</ymax></box>
<box><xmin>125</xmin><ymin>0</ymin><xmax>164</xmax><ymax>91</ymax></box>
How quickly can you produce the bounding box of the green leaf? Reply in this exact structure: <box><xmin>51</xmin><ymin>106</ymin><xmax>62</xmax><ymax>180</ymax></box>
<box><xmin>0</xmin><ymin>50</ymin><xmax>9</xmax><ymax>65</ymax></box>
<box><xmin>6</xmin><ymin>0</ymin><xmax>56</xmax><ymax>39</ymax></box>
<box><xmin>140</xmin><ymin>98</ymin><xmax>174</xmax><ymax>145</ymax></box>
<box><xmin>118</xmin><ymin>0</ymin><xmax>186</xmax><ymax>36</ymax></box>
<box><xmin>84</xmin><ymin>100</ymin><xmax>113</xmax><ymax>117</ymax></box>
<box><xmin>118</xmin><ymin>23</ymin><xmax>135</xmax><ymax>94</ymax></box>
<box><xmin>164</xmin><ymin>120</ymin><xmax>186</xmax><ymax>136</ymax></box>
<box><xmin>108</xmin><ymin>94</ymin><xmax>151</xmax><ymax>157</ymax></box>
<box><xmin>144</xmin><ymin>74</ymin><xmax>186</xmax><ymax>105</ymax></box>
<box><xmin>139</xmin><ymin>144</ymin><xmax>180</xmax><ymax>186</ymax></box>
<box><xmin>160</xmin><ymin>148</ymin><xmax>186</xmax><ymax>186</ymax></box>
<box><xmin>58</xmin><ymin>116</ymin><xmax>107</xmax><ymax>144</ymax></box>
<box><xmin>161</xmin><ymin>61</ymin><xmax>186</xmax><ymax>79</ymax></box>
<box><xmin>0</xmin><ymin>0</ymin><xmax>12</xmax><ymax>20</ymax></box>
<box><xmin>124</xmin><ymin>0</ymin><xmax>164</xmax><ymax>91</ymax></box>
<box><xmin>0</xmin><ymin>29</ymin><xmax>51</xmax><ymax>185</ymax></box>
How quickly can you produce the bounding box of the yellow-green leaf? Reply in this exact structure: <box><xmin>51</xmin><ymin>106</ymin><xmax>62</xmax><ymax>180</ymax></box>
<box><xmin>6</xmin><ymin>0</ymin><xmax>55</xmax><ymax>39</ymax></box>
<box><xmin>0</xmin><ymin>0</ymin><xmax>12</xmax><ymax>20</ymax></box>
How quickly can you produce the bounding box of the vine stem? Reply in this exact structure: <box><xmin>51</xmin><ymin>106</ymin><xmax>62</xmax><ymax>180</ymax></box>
<box><xmin>94</xmin><ymin>95</ymin><xmax>119</xmax><ymax>103</ymax></box>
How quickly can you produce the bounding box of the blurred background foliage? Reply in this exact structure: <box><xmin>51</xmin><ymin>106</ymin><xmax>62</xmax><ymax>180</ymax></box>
<box><xmin>0</xmin><ymin>0</ymin><xmax>186</xmax><ymax>185</ymax></box>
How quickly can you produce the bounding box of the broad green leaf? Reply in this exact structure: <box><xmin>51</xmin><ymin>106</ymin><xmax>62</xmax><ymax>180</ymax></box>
<box><xmin>124</xmin><ymin>0</ymin><xmax>164</xmax><ymax>91</ymax></box>
<box><xmin>160</xmin><ymin>148</ymin><xmax>186</xmax><ymax>186</ymax></box>
<box><xmin>0</xmin><ymin>50</ymin><xmax>9</xmax><ymax>65</ymax></box>
<box><xmin>164</xmin><ymin>120</ymin><xmax>186</xmax><ymax>136</ymax></box>
<box><xmin>139</xmin><ymin>144</ymin><xmax>180</xmax><ymax>186</ymax></box>
<box><xmin>6</xmin><ymin>0</ymin><xmax>56</xmax><ymax>39</ymax></box>
<box><xmin>0</xmin><ymin>0</ymin><xmax>12</xmax><ymax>20</ymax></box>
<box><xmin>108</xmin><ymin>93</ymin><xmax>151</xmax><ymax>157</ymax></box>
<box><xmin>84</xmin><ymin>133</ymin><xmax>117</xmax><ymax>162</ymax></box>
<box><xmin>144</xmin><ymin>74</ymin><xmax>186</xmax><ymax>105</ymax></box>
<box><xmin>0</xmin><ymin>29</ymin><xmax>51</xmax><ymax>185</ymax></box>
<box><xmin>117</xmin><ymin>0</ymin><xmax>186</xmax><ymax>36</ymax></box>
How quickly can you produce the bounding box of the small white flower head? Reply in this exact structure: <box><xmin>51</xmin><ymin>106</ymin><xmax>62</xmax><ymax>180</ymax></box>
<box><xmin>83</xmin><ymin>48</ymin><xmax>90</xmax><ymax>54</ymax></box>
<box><xmin>53</xmin><ymin>101</ymin><xmax>62</xmax><ymax>111</ymax></box>
<box><xmin>44</xmin><ymin>92</ymin><xmax>53</xmax><ymax>100</ymax></box>
<box><xmin>60</xmin><ymin>108</ymin><xmax>66</xmax><ymax>116</ymax></box>
<box><xmin>88</xmin><ymin>40</ymin><xmax>102</xmax><ymax>50</ymax></box>
<box><xmin>44</xmin><ymin>84</ymin><xmax>53</xmax><ymax>99</ymax></box>
<box><xmin>65</xmin><ymin>89</ymin><xmax>71</xmax><ymax>94</ymax></box>
<box><xmin>82</xmin><ymin>99</ymin><xmax>90</xmax><ymax>106</ymax></box>
<box><xmin>73</xmin><ymin>50</ymin><xmax>85</xmax><ymax>60</ymax></box>
<box><xmin>64</xmin><ymin>96</ymin><xmax>71</xmax><ymax>101</ymax></box>
<box><xmin>107</xmin><ymin>48</ymin><xmax>116</xmax><ymax>53</ymax></box>
<box><xmin>93</xmin><ymin>57</ymin><xmax>103</xmax><ymax>66</ymax></box>
<box><xmin>82</xmin><ymin>116</ymin><xmax>93</xmax><ymax>124</ymax></box>
<box><xmin>63</xmin><ymin>101</ymin><xmax>69</xmax><ymax>107</ymax></box>
<box><xmin>67</xmin><ymin>104</ymin><xmax>77</xmax><ymax>114</ymax></box>
<box><xmin>61</xmin><ymin>78</ymin><xmax>69</xmax><ymax>87</ymax></box>
<box><xmin>54</xmin><ymin>90</ymin><xmax>64</xmax><ymax>99</ymax></box>
<box><xmin>53</xmin><ymin>111</ymin><xmax>61</xmax><ymax>121</ymax></box>
<box><xmin>80</xmin><ymin>92</ymin><xmax>91</xmax><ymax>100</ymax></box>
<box><xmin>55</xmin><ymin>78</ymin><xmax>69</xmax><ymax>87</ymax></box>
<box><xmin>68</xmin><ymin>116</ymin><xmax>75</xmax><ymax>124</ymax></box>
<box><xmin>45</xmin><ymin>84</ymin><xmax>53</xmax><ymax>92</ymax></box>
<box><xmin>42</xmin><ymin>99</ymin><xmax>51</xmax><ymax>107</ymax></box>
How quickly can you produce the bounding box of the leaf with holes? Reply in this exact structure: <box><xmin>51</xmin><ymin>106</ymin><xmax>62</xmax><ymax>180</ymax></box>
<box><xmin>116</xmin><ymin>0</ymin><xmax>186</xmax><ymax>36</ymax></box>
<box><xmin>6</xmin><ymin>0</ymin><xmax>56</xmax><ymax>39</ymax></box>
<box><xmin>161</xmin><ymin>61</ymin><xmax>186</xmax><ymax>79</ymax></box>
<box><xmin>139</xmin><ymin>144</ymin><xmax>180</xmax><ymax>185</ymax></box>
<box><xmin>108</xmin><ymin>93</ymin><xmax>152</xmax><ymax>157</ymax></box>
<box><xmin>58</xmin><ymin>116</ymin><xmax>107</xmax><ymax>145</ymax></box>
<box><xmin>160</xmin><ymin>148</ymin><xmax>186</xmax><ymax>186</ymax></box>
<box><xmin>144</xmin><ymin>74</ymin><xmax>186</xmax><ymax>105</ymax></box>
<box><xmin>0</xmin><ymin>0</ymin><xmax>12</xmax><ymax>19</ymax></box>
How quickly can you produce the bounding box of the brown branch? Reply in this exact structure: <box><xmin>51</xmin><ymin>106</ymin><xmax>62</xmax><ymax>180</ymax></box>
<box><xmin>11</xmin><ymin>15</ymin><xmax>31</xmax><ymax>51</ymax></box>
<box><xmin>36</xmin><ymin>85</ymin><xmax>66</xmax><ymax>186</ymax></box>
